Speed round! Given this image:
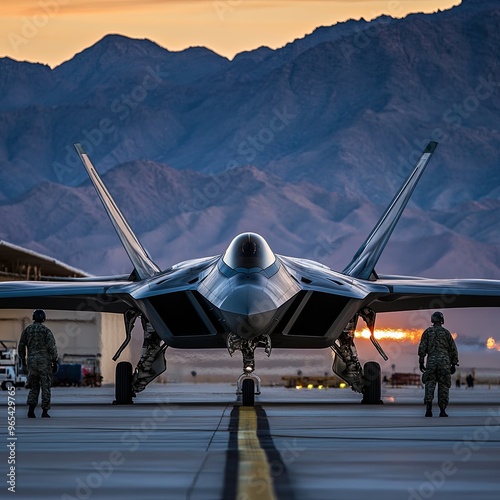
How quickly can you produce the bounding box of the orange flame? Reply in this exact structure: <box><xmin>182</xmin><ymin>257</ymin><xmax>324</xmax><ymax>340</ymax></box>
<box><xmin>486</xmin><ymin>337</ymin><xmax>500</xmax><ymax>351</ymax></box>
<box><xmin>354</xmin><ymin>328</ymin><xmax>460</xmax><ymax>344</ymax></box>
<box><xmin>355</xmin><ymin>328</ymin><xmax>423</xmax><ymax>344</ymax></box>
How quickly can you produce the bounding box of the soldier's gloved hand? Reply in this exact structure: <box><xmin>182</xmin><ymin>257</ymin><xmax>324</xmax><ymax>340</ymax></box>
<box><xmin>450</xmin><ymin>364</ymin><xmax>456</xmax><ymax>374</ymax></box>
<box><xmin>20</xmin><ymin>359</ymin><xmax>28</xmax><ymax>375</ymax></box>
<box><xmin>419</xmin><ymin>357</ymin><xmax>426</xmax><ymax>373</ymax></box>
<box><xmin>52</xmin><ymin>361</ymin><xmax>59</xmax><ymax>374</ymax></box>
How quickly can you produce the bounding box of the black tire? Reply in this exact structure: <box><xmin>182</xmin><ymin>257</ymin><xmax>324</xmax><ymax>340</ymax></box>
<box><xmin>2</xmin><ymin>381</ymin><xmax>13</xmax><ymax>391</ymax></box>
<box><xmin>362</xmin><ymin>361</ymin><xmax>383</xmax><ymax>404</ymax></box>
<box><xmin>242</xmin><ymin>378</ymin><xmax>255</xmax><ymax>407</ymax></box>
<box><xmin>114</xmin><ymin>361</ymin><xmax>133</xmax><ymax>405</ymax></box>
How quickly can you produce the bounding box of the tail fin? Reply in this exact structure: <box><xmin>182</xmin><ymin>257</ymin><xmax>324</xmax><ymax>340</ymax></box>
<box><xmin>343</xmin><ymin>141</ymin><xmax>438</xmax><ymax>280</ymax></box>
<box><xmin>75</xmin><ymin>144</ymin><xmax>161</xmax><ymax>280</ymax></box>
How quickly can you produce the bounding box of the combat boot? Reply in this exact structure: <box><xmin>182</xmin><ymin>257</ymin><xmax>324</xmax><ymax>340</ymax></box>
<box><xmin>425</xmin><ymin>403</ymin><xmax>432</xmax><ymax>417</ymax></box>
<box><xmin>41</xmin><ymin>409</ymin><xmax>50</xmax><ymax>418</ymax></box>
<box><xmin>27</xmin><ymin>406</ymin><xmax>36</xmax><ymax>418</ymax></box>
<box><xmin>439</xmin><ymin>407</ymin><xmax>448</xmax><ymax>417</ymax></box>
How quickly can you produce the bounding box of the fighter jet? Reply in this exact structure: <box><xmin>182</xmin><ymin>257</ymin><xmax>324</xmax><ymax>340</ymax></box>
<box><xmin>2</xmin><ymin>141</ymin><xmax>500</xmax><ymax>405</ymax></box>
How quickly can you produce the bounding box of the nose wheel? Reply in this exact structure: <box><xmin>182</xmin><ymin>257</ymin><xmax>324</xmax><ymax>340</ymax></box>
<box><xmin>227</xmin><ymin>332</ymin><xmax>271</xmax><ymax>407</ymax></box>
<box><xmin>237</xmin><ymin>372</ymin><xmax>262</xmax><ymax>406</ymax></box>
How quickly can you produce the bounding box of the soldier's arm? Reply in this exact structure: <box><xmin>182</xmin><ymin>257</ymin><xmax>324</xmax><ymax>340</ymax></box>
<box><xmin>449</xmin><ymin>334</ymin><xmax>459</xmax><ymax>365</ymax></box>
<box><xmin>18</xmin><ymin>329</ymin><xmax>27</xmax><ymax>359</ymax></box>
<box><xmin>417</xmin><ymin>329</ymin><xmax>429</xmax><ymax>358</ymax></box>
<box><xmin>47</xmin><ymin>329</ymin><xmax>58</xmax><ymax>362</ymax></box>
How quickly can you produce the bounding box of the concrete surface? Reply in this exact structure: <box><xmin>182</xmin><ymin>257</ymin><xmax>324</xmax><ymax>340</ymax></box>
<box><xmin>1</xmin><ymin>383</ymin><xmax>499</xmax><ymax>500</ymax></box>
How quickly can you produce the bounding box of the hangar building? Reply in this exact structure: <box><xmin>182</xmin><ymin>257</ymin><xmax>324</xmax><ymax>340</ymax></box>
<box><xmin>0</xmin><ymin>241</ymin><xmax>133</xmax><ymax>384</ymax></box>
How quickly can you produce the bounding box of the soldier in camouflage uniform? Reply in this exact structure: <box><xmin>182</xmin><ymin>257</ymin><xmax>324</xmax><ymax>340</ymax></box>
<box><xmin>19</xmin><ymin>310</ymin><xmax>58</xmax><ymax>418</ymax></box>
<box><xmin>418</xmin><ymin>311</ymin><xmax>459</xmax><ymax>417</ymax></box>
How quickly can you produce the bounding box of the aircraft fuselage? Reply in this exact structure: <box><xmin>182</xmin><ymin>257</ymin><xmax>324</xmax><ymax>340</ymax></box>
<box><xmin>134</xmin><ymin>233</ymin><xmax>375</xmax><ymax>350</ymax></box>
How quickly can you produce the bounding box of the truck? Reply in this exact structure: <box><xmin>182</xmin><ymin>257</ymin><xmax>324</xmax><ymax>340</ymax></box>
<box><xmin>0</xmin><ymin>341</ymin><xmax>27</xmax><ymax>390</ymax></box>
<box><xmin>52</xmin><ymin>353</ymin><xmax>102</xmax><ymax>387</ymax></box>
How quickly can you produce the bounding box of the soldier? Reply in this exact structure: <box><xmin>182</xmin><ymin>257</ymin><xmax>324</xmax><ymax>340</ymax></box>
<box><xmin>19</xmin><ymin>310</ymin><xmax>58</xmax><ymax>418</ymax></box>
<box><xmin>418</xmin><ymin>311</ymin><xmax>459</xmax><ymax>417</ymax></box>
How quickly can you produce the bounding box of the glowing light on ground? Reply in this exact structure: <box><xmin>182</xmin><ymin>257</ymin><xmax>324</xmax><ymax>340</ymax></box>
<box><xmin>486</xmin><ymin>337</ymin><xmax>500</xmax><ymax>351</ymax></box>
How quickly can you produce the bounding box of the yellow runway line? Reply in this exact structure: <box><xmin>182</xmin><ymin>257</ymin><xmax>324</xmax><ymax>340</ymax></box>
<box><xmin>237</xmin><ymin>407</ymin><xmax>277</xmax><ymax>500</ymax></box>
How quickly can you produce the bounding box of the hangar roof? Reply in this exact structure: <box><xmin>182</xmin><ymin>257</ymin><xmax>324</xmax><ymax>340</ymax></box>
<box><xmin>0</xmin><ymin>241</ymin><xmax>88</xmax><ymax>280</ymax></box>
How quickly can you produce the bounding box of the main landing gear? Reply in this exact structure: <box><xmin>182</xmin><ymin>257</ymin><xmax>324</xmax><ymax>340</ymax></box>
<box><xmin>331</xmin><ymin>308</ymin><xmax>385</xmax><ymax>404</ymax></box>
<box><xmin>227</xmin><ymin>332</ymin><xmax>271</xmax><ymax>406</ymax></box>
<box><xmin>113</xmin><ymin>310</ymin><xmax>168</xmax><ymax>405</ymax></box>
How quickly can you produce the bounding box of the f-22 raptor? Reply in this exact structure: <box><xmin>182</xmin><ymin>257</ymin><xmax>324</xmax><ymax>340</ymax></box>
<box><xmin>2</xmin><ymin>141</ymin><xmax>500</xmax><ymax>405</ymax></box>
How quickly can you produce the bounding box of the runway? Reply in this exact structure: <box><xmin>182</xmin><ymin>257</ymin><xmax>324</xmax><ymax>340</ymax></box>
<box><xmin>1</xmin><ymin>384</ymin><xmax>500</xmax><ymax>500</ymax></box>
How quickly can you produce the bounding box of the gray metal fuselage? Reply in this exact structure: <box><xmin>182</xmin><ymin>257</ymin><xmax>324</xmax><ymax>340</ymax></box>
<box><xmin>132</xmin><ymin>233</ymin><xmax>378</xmax><ymax>350</ymax></box>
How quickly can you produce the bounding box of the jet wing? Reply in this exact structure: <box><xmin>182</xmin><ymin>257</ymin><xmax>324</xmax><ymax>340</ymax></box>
<box><xmin>0</xmin><ymin>279</ymin><xmax>135</xmax><ymax>313</ymax></box>
<box><xmin>275</xmin><ymin>256</ymin><xmax>500</xmax><ymax>343</ymax></box>
<box><xmin>0</xmin><ymin>255</ymin><xmax>221</xmax><ymax>349</ymax></box>
<box><xmin>369</xmin><ymin>275</ymin><xmax>500</xmax><ymax>313</ymax></box>
<box><xmin>0</xmin><ymin>254</ymin><xmax>220</xmax><ymax>313</ymax></box>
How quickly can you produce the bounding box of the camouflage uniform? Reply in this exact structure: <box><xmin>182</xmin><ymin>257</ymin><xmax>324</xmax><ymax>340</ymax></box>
<box><xmin>19</xmin><ymin>323</ymin><xmax>58</xmax><ymax>410</ymax></box>
<box><xmin>418</xmin><ymin>325</ymin><xmax>459</xmax><ymax>410</ymax></box>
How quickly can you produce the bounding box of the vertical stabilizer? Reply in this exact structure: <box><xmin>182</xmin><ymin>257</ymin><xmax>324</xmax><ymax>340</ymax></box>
<box><xmin>343</xmin><ymin>142</ymin><xmax>438</xmax><ymax>280</ymax></box>
<box><xmin>75</xmin><ymin>144</ymin><xmax>161</xmax><ymax>279</ymax></box>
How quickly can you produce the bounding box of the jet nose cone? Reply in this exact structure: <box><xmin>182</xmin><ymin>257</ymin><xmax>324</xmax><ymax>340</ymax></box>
<box><xmin>220</xmin><ymin>286</ymin><xmax>277</xmax><ymax>338</ymax></box>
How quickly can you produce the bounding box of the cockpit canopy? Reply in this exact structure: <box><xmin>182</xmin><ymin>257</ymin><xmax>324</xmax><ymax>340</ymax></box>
<box><xmin>222</xmin><ymin>233</ymin><xmax>276</xmax><ymax>272</ymax></box>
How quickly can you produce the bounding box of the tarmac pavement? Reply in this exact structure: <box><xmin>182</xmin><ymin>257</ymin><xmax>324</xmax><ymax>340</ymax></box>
<box><xmin>1</xmin><ymin>383</ymin><xmax>499</xmax><ymax>500</ymax></box>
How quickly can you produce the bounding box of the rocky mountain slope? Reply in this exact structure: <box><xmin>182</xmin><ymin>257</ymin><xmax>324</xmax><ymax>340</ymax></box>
<box><xmin>0</xmin><ymin>0</ymin><xmax>499</xmax><ymax>277</ymax></box>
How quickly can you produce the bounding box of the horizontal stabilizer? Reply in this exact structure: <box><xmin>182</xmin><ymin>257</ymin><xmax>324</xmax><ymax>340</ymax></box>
<box><xmin>343</xmin><ymin>141</ymin><xmax>438</xmax><ymax>280</ymax></box>
<box><xmin>75</xmin><ymin>144</ymin><xmax>161</xmax><ymax>280</ymax></box>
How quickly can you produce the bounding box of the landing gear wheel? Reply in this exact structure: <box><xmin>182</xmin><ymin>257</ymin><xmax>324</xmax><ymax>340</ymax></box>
<box><xmin>242</xmin><ymin>378</ymin><xmax>255</xmax><ymax>407</ymax></box>
<box><xmin>113</xmin><ymin>361</ymin><xmax>134</xmax><ymax>405</ymax></box>
<box><xmin>361</xmin><ymin>361</ymin><xmax>383</xmax><ymax>404</ymax></box>
<box><xmin>2</xmin><ymin>381</ymin><xmax>13</xmax><ymax>391</ymax></box>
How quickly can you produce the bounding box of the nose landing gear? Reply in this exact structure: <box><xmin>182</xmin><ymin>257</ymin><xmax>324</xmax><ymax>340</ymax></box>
<box><xmin>227</xmin><ymin>332</ymin><xmax>271</xmax><ymax>406</ymax></box>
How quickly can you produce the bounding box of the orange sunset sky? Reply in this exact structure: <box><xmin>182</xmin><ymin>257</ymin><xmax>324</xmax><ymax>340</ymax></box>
<box><xmin>0</xmin><ymin>0</ymin><xmax>460</xmax><ymax>68</ymax></box>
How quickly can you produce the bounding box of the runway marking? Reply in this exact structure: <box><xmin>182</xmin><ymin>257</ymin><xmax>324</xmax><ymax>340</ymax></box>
<box><xmin>237</xmin><ymin>406</ymin><xmax>277</xmax><ymax>500</ymax></box>
<box><xmin>223</xmin><ymin>405</ymin><xmax>295</xmax><ymax>500</ymax></box>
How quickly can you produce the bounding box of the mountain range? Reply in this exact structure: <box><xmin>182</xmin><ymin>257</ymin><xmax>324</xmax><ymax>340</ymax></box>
<box><xmin>0</xmin><ymin>0</ymin><xmax>499</xmax><ymax>279</ymax></box>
